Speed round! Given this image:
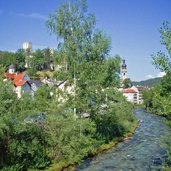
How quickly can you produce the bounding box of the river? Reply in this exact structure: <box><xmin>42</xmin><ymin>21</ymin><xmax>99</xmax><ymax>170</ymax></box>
<box><xmin>76</xmin><ymin>108</ymin><xmax>171</xmax><ymax>171</ymax></box>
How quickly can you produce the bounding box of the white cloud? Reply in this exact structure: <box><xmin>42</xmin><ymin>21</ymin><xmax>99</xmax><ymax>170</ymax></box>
<box><xmin>8</xmin><ymin>11</ymin><xmax>48</xmax><ymax>20</ymax></box>
<box><xmin>146</xmin><ymin>74</ymin><xmax>154</xmax><ymax>79</ymax></box>
<box><xmin>157</xmin><ymin>71</ymin><xmax>166</xmax><ymax>78</ymax></box>
<box><xmin>146</xmin><ymin>71</ymin><xmax>166</xmax><ymax>80</ymax></box>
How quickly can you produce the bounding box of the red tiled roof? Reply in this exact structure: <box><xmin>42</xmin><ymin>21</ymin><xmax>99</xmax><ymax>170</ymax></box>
<box><xmin>4</xmin><ymin>72</ymin><xmax>27</xmax><ymax>87</ymax></box>
<box><xmin>4</xmin><ymin>73</ymin><xmax>16</xmax><ymax>79</ymax></box>
<box><xmin>13</xmin><ymin>73</ymin><xmax>24</xmax><ymax>82</ymax></box>
<box><xmin>13</xmin><ymin>73</ymin><xmax>26</xmax><ymax>86</ymax></box>
<box><xmin>14</xmin><ymin>80</ymin><xmax>27</xmax><ymax>86</ymax></box>
<box><xmin>122</xmin><ymin>89</ymin><xmax>137</xmax><ymax>93</ymax></box>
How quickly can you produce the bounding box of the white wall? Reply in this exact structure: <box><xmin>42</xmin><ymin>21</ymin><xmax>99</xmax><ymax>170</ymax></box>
<box><xmin>123</xmin><ymin>92</ymin><xmax>139</xmax><ymax>104</ymax></box>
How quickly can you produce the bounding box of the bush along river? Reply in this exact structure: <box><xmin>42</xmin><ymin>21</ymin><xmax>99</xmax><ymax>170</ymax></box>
<box><xmin>76</xmin><ymin>108</ymin><xmax>171</xmax><ymax>171</ymax></box>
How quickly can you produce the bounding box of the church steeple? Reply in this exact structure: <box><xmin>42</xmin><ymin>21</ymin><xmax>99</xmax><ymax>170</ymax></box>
<box><xmin>121</xmin><ymin>59</ymin><xmax>127</xmax><ymax>80</ymax></box>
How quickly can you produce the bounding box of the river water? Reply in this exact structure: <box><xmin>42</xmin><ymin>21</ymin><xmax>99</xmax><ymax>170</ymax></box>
<box><xmin>76</xmin><ymin>108</ymin><xmax>171</xmax><ymax>171</ymax></box>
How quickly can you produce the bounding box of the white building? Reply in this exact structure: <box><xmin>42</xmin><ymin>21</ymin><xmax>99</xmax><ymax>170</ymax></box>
<box><xmin>121</xmin><ymin>85</ymin><xmax>146</xmax><ymax>104</ymax></box>
<box><xmin>121</xmin><ymin>86</ymin><xmax>140</xmax><ymax>104</ymax></box>
<box><xmin>23</xmin><ymin>42</ymin><xmax>32</xmax><ymax>50</ymax></box>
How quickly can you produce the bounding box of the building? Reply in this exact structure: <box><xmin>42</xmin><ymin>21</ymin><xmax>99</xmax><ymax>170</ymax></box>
<box><xmin>122</xmin><ymin>86</ymin><xmax>139</xmax><ymax>104</ymax></box>
<box><xmin>121</xmin><ymin>59</ymin><xmax>127</xmax><ymax>81</ymax></box>
<box><xmin>4</xmin><ymin>65</ymin><xmax>42</xmax><ymax>98</ymax></box>
<box><xmin>121</xmin><ymin>85</ymin><xmax>147</xmax><ymax>104</ymax></box>
<box><xmin>23</xmin><ymin>42</ymin><xmax>33</xmax><ymax>68</ymax></box>
<box><xmin>23</xmin><ymin>42</ymin><xmax>32</xmax><ymax>50</ymax></box>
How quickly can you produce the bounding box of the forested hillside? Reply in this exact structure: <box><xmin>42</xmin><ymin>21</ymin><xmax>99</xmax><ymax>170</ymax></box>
<box><xmin>132</xmin><ymin>77</ymin><xmax>161</xmax><ymax>87</ymax></box>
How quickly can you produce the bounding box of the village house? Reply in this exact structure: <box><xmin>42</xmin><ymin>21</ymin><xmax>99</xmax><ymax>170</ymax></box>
<box><xmin>4</xmin><ymin>64</ymin><xmax>42</xmax><ymax>98</ymax></box>
<box><xmin>121</xmin><ymin>86</ymin><xmax>139</xmax><ymax>104</ymax></box>
<box><xmin>121</xmin><ymin>86</ymin><xmax>145</xmax><ymax>104</ymax></box>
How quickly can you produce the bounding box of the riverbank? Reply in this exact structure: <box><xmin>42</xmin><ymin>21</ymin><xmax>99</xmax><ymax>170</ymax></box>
<box><xmin>41</xmin><ymin>119</ymin><xmax>139</xmax><ymax>171</ymax></box>
<box><xmin>76</xmin><ymin>108</ymin><xmax>171</xmax><ymax>170</ymax></box>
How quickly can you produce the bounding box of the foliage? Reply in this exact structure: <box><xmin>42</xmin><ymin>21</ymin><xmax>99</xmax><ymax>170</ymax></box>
<box><xmin>0</xmin><ymin>50</ymin><xmax>25</xmax><ymax>72</ymax></box>
<box><xmin>145</xmin><ymin>21</ymin><xmax>171</xmax><ymax>119</ymax></box>
<box><xmin>143</xmin><ymin>22</ymin><xmax>171</xmax><ymax>170</ymax></box>
<box><xmin>30</xmin><ymin>49</ymin><xmax>46</xmax><ymax>71</ymax></box>
<box><xmin>47</xmin><ymin>0</ymin><xmax>111</xmax><ymax>79</ymax></box>
<box><xmin>152</xmin><ymin>21</ymin><xmax>171</xmax><ymax>73</ymax></box>
<box><xmin>122</xmin><ymin>78</ymin><xmax>132</xmax><ymax>88</ymax></box>
<box><xmin>91</xmin><ymin>90</ymin><xmax>135</xmax><ymax>143</ymax></box>
<box><xmin>143</xmin><ymin>74</ymin><xmax>171</xmax><ymax>117</ymax></box>
<box><xmin>43</xmin><ymin>48</ymin><xmax>54</xmax><ymax>70</ymax></box>
<box><xmin>45</xmin><ymin>111</ymin><xmax>96</xmax><ymax>164</ymax></box>
<box><xmin>14</xmin><ymin>49</ymin><xmax>26</xmax><ymax>71</ymax></box>
<box><xmin>0</xmin><ymin>51</ymin><xmax>16</xmax><ymax>67</ymax></box>
<box><xmin>0</xmin><ymin>62</ymin><xmax>135</xmax><ymax>170</ymax></box>
<box><xmin>0</xmin><ymin>0</ymin><xmax>136</xmax><ymax>170</ymax></box>
<box><xmin>0</xmin><ymin>78</ymin><xmax>51</xmax><ymax>170</ymax></box>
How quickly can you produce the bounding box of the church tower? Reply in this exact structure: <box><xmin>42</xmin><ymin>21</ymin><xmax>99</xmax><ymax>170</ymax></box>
<box><xmin>121</xmin><ymin>59</ymin><xmax>127</xmax><ymax>81</ymax></box>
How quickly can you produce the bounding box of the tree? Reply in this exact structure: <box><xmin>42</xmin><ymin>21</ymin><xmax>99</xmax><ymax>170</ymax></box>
<box><xmin>0</xmin><ymin>51</ymin><xmax>15</xmax><ymax>67</ymax></box>
<box><xmin>47</xmin><ymin>0</ymin><xmax>111</xmax><ymax>78</ymax></box>
<box><xmin>122</xmin><ymin>78</ymin><xmax>132</xmax><ymax>88</ymax></box>
<box><xmin>14</xmin><ymin>49</ymin><xmax>25</xmax><ymax>71</ymax></box>
<box><xmin>150</xmin><ymin>21</ymin><xmax>171</xmax><ymax>117</ymax></box>
<box><xmin>159</xmin><ymin>72</ymin><xmax>171</xmax><ymax>97</ymax></box>
<box><xmin>43</xmin><ymin>0</ymin><xmax>136</xmax><ymax>169</ymax></box>
<box><xmin>46</xmin><ymin>0</ymin><xmax>121</xmax><ymax>116</ymax></box>
<box><xmin>152</xmin><ymin>21</ymin><xmax>171</xmax><ymax>73</ymax></box>
<box><xmin>43</xmin><ymin>48</ymin><xmax>54</xmax><ymax>70</ymax></box>
<box><xmin>31</xmin><ymin>49</ymin><xmax>46</xmax><ymax>71</ymax></box>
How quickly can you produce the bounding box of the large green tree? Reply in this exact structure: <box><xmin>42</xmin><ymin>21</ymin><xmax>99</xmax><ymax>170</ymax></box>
<box><xmin>149</xmin><ymin>21</ymin><xmax>171</xmax><ymax>117</ymax></box>
<box><xmin>47</xmin><ymin>0</ymin><xmax>121</xmax><ymax>96</ymax></box>
<box><xmin>47</xmin><ymin>0</ymin><xmax>111</xmax><ymax>78</ymax></box>
<box><xmin>46</xmin><ymin>0</ymin><xmax>135</xmax><ymax>147</ymax></box>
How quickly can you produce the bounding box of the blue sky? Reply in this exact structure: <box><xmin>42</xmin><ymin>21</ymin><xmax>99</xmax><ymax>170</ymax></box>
<box><xmin>0</xmin><ymin>0</ymin><xmax>171</xmax><ymax>81</ymax></box>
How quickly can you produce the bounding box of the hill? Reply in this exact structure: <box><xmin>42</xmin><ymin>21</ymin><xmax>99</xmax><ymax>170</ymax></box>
<box><xmin>132</xmin><ymin>77</ymin><xmax>162</xmax><ymax>87</ymax></box>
